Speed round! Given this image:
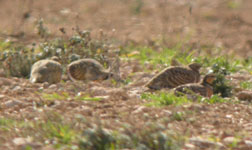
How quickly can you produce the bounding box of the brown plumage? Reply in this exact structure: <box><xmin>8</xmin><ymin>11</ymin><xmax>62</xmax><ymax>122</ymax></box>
<box><xmin>67</xmin><ymin>58</ymin><xmax>112</xmax><ymax>82</ymax></box>
<box><xmin>174</xmin><ymin>73</ymin><xmax>216</xmax><ymax>97</ymax></box>
<box><xmin>145</xmin><ymin>63</ymin><xmax>202</xmax><ymax>90</ymax></box>
<box><xmin>30</xmin><ymin>57</ymin><xmax>62</xmax><ymax>84</ymax></box>
<box><xmin>170</xmin><ymin>58</ymin><xmax>181</xmax><ymax>66</ymax></box>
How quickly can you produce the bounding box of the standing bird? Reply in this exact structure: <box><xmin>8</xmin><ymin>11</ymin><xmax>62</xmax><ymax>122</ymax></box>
<box><xmin>67</xmin><ymin>58</ymin><xmax>112</xmax><ymax>82</ymax></box>
<box><xmin>145</xmin><ymin>63</ymin><xmax>202</xmax><ymax>90</ymax></box>
<box><xmin>174</xmin><ymin>73</ymin><xmax>216</xmax><ymax>97</ymax></box>
<box><xmin>30</xmin><ymin>56</ymin><xmax>62</xmax><ymax>84</ymax></box>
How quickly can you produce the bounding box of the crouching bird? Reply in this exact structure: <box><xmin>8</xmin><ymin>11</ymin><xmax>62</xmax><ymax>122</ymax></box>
<box><xmin>30</xmin><ymin>56</ymin><xmax>62</xmax><ymax>84</ymax></box>
<box><xmin>145</xmin><ymin>63</ymin><xmax>202</xmax><ymax>90</ymax></box>
<box><xmin>67</xmin><ymin>58</ymin><xmax>113</xmax><ymax>82</ymax></box>
<box><xmin>174</xmin><ymin>73</ymin><xmax>216</xmax><ymax>97</ymax></box>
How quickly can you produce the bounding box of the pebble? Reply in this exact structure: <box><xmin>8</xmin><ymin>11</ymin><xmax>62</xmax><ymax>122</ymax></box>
<box><xmin>48</xmin><ymin>84</ymin><xmax>57</xmax><ymax>89</ymax></box>
<box><xmin>223</xmin><ymin>137</ymin><xmax>236</xmax><ymax>144</ymax></box>
<box><xmin>13</xmin><ymin>137</ymin><xmax>33</xmax><ymax>145</ymax></box>
<box><xmin>132</xmin><ymin>106</ymin><xmax>148</xmax><ymax>114</ymax></box>
<box><xmin>0</xmin><ymin>95</ymin><xmax>5</xmax><ymax>100</ymax></box>
<box><xmin>4</xmin><ymin>100</ymin><xmax>23</xmax><ymax>108</ymax></box>
<box><xmin>190</xmin><ymin>137</ymin><xmax>225</xmax><ymax>149</ymax></box>
<box><xmin>185</xmin><ymin>143</ymin><xmax>196</xmax><ymax>149</ymax></box>
<box><xmin>12</xmin><ymin>86</ymin><xmax>22</xmax><ymax>91</ymax></box>
<box><xmin>0</xmin><ymin>77</ymin><xmax>12</xmax><ymax>86</ymax></box>
<box><xmin>245</xmin><ymin>140</ymin><xmax>252</xmax><ymax>147</ymax></box>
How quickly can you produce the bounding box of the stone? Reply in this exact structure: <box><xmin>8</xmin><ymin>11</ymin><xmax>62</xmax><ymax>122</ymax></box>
<box><xmin>223</xmin><ymin>137</ymin><xmax>236</xmax><ymax>144</ymax></box>
<box><xmin>190</xmin><ymin>137</ymin><xmax>225</xmax><ymax>149</ymax></box>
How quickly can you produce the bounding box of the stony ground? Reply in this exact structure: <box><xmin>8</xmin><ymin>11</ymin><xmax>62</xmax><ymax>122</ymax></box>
<box><xmin>0</xmin><ymin>0</ymin><xmax>252</xmax><ymax>150</ymax></box>
<box><xmin>0</xmin><ymin>62</ymin><xmax>251</xmax><ymax>149</ymax></box>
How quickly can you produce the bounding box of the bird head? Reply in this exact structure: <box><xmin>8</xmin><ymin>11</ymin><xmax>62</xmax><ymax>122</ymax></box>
<box><xmin>50</xmin><ymin>56</ymin><xmax>60</xmax><ymax>62</ymax></box>
<box><xmin>203</xmin><ymin>73</ymin><xmax>216</xmax><ymax>85</ymax></box>
<box><xmin>188</xmin><ymin>63</ymin><xmax>202</xmax><ymax>71</ymax></box>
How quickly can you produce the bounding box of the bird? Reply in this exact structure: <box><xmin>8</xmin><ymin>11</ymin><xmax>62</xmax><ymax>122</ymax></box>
<box><xmin>170</xmin><ymin>57</ymin><xmax>181</xmax><ymax>66</ymax></box>
<box><xmin>67</xmin><ymin>58</ymin><xmax>113</xmax><ymax>82</ymax></box>
<box><xmin>30</xmin><ymin>56</ymin><xmax>62</xmax><ymax>84</ymax></box>
<box><xmin>145</xmin><ymin>63</ymin><xmax>202</xmax><ymax>90</ymax></box>
<box><xmin>174</xmin><ymin>73</ymin><xmax>216</xmax><ymax>97</ymax></box>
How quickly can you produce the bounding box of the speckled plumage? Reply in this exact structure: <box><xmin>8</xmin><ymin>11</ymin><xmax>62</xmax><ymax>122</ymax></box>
<box><xmin>174</xmin><ymin>74</ymin><xmax>216</xmax><ymax>97</ymax></box>
<box><xmin>30</xmin><ymin>59</ymin><xmax>62</xmax><ymax>84</ymax></box>
<box><xmin>146</xmin><ymin>63</ymin><xmax>202</xmax><ymax>90</ymax></box>
<box><xmin>67</xmin><ymin>58</ymin><xmax>111</xmax><ymax>81</ymax></box>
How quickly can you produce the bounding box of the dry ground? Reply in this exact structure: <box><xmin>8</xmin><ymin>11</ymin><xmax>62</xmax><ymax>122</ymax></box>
<box><xmin>0</xmin><ymin>0</ymin><xmax>252</xmax><ymax>149</ymax></box>
<box><xmin>0</xmin><ymin>0</ymin><xmax>252</xmax><ymax>56</ymax></box>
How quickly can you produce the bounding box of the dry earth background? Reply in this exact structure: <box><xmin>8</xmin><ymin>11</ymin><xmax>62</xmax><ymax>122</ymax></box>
<box><xmin>0</xmin><ymin>0</ymin><xmax>252</xmax><ymax>150</ymax></box>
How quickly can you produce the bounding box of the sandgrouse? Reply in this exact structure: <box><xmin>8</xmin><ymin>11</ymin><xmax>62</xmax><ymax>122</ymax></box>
<box><xmin>146</xmin><ymin>63</ymin><xmax>202</xmax><ymax>90</ymax></box>
<box><xmin>174</xmin><ymin>73</ymin><xmax>216</xmax><ymax>97</ymax></box>
<box><xmin>30</xmin><ymin>56</ymin><xmax>62</xmax><ymax>84</ymax></box>
<box><xmin>67</xmin><ymin>58</ymin><xmax>112</xmax><ymax>82</ymax></box>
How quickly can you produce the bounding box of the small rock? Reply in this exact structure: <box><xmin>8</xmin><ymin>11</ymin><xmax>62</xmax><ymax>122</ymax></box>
<box><xmin>190</xmin><ymin>137</ymin><xmax>225</xmax><ymax>149</ymax></box>
<box><xmin>132</xmin><ymin>106</ymin><xmax>147</xmax><ymax>114</ymax></box>
<box><xmin>0</xmin><ymin>77</ymin><xmax>12</xmax><ymax>86</ymax></box>
<box><xmin>223</xmin><ymin>137</ymin><xmax>236</xmax><ymax>144</ymax></box>
<box><xmin>38</xmin><ymin>87</ymin><xmax>44</xmax><ymax>91</ymax></box>
<box><xmin>185</xmin><ymin>143</ymin><xmax>196</xmax><ymax>149</ymax></box>
<box><xmin>4</xmin><ymin>100</ymin><xmax>23</xmax><ymax>108</ymax></box>
<box><xmin>245</xmin><ymin>140</ymin><xmax>252</xmax><ymax>147</ymax></box>
<box><xmin>13</xmin><ymin>137</ymin><xmax>33</xmax><ymax>145</ymax></box>
<box><xmin>13</xmin><ymin>86</ymin><xmax>22</xmax><ymax>91</ymax></box>
<box><xmin>108</xmin><ymin>89</ymin><xmax>129</xmax><ymax>101</ymax></box>
<box><xmin>48</xmin><ymin>84</ymin><xmax>57</xmax><ymax>89</ymax></box>
<box><xmin>0</xmin><ymin>95</ymin><xmax>5</xmax><ymax>100</ymax></box>
<box><xmin>162</xmin><ymin>110</ymin><xmax>172</xmax><ymax>115</ymax></box>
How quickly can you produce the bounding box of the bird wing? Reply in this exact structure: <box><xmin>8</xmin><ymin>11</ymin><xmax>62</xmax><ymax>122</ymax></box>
<box><xmin>162</xmin><ymin>67</ymin><xmax>197</xmax><ymax>87</ymax></box>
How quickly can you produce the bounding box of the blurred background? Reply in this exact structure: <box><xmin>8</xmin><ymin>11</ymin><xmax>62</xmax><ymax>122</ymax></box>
<box><xmin>0</xmin><ymin>0</ymin><xmax>251</xmax><ymax>57</ymax></box>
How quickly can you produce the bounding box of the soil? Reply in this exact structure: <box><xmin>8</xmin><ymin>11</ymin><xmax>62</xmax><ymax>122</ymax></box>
<box><xmin>0</xmin><ymin>0</ymin><xmax>252</xmax><ymax>149</ymax></box>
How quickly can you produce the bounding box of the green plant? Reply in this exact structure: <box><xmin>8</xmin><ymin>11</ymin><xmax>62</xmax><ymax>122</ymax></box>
<box><xmin>171</xmin><ymin>112</ymin><xmax>185</xmax><ymax>121</ymax></box>
<box><xmin>0</xmin><ymin>118</ymin><xmax>16</xmax><ymax>131</ymax></box>
<box><xmin>125</xmin><ymin>46</ymin><xmax>197</xmax><ymax>70</ymax></box>
<box><xmin>227</xmin><ymin>0</ymin><xmax>241</xmax><ymax>9</ymax></box>
<box><xmin>131</xmin><ymin>0</ymin><xmax>144</xmax><ymax>14</ymax></box>
<box><xmin>1</xmin><ymin>47</ymin><xmax>37</xmax><ymax>77</ymax></box>
<box><xmin>79</xmin><ymin>123</ymin><xmax>184</xmax><ymax>150</ymax></box>
<box><xmin>0</xmin><ymin>28</ymin><xmax>116</xmax><ymax>78</ymax></box>
<box><xmin>209</xmin><ymin>58</ymin><xmax>234</xmax><ymax>97</ymax></box>
<box><xmin>240</xmin><ymin>81</ymin><xmax>252</xmax><ymax>90</ymax></box>
<box><xmin>41</xmin><ymin>121</ymin><xmax>76</xmax><ymax>144</ymax></box>
<box><xmin>79</xmin><ymin>126</ymin><xmax>116</xmax><ymax>150</ymax></box>
<box><xmin>201</xmin><ymin>95</ymin><xmax>228</xmax><ymax>104</ymax></box>
<box><xmin>42</xmin><ymin>92</ymin><xmax>70</xmax><ymax>101</ymax></box>
<box><xmin>0</xmin><ymin>118</ymin><xmax>15</xmax><ymax>126</ymax></box>
<box><xmin>75</xmin><ymin>96</ymin><xmax>103</xmax><ymax>101</ymax></box>
<box><xmin>35</xmin><ymin>18</ymin><xmax>50</xmax><ymax>39</ymax></box>
<box><xmin>124</xmin><ymin>123</ymin><xmax>184</xmax><ymax>150</ymax></box>
<box><xmin>141</xmin><ymin>92</ymin><xmax>190</xmax><ymax>106</ymax></box>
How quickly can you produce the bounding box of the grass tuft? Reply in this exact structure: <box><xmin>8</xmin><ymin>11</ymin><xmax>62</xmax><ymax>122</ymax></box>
<box><xmin>142</xmin><ymin>92</ymin><xmax>229</xmax><ymax>107</ymax></box>
<box><xmin>141</xmin><ymin>92</ymin><xmax>191</xmax><ymax>106</ymax></box>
